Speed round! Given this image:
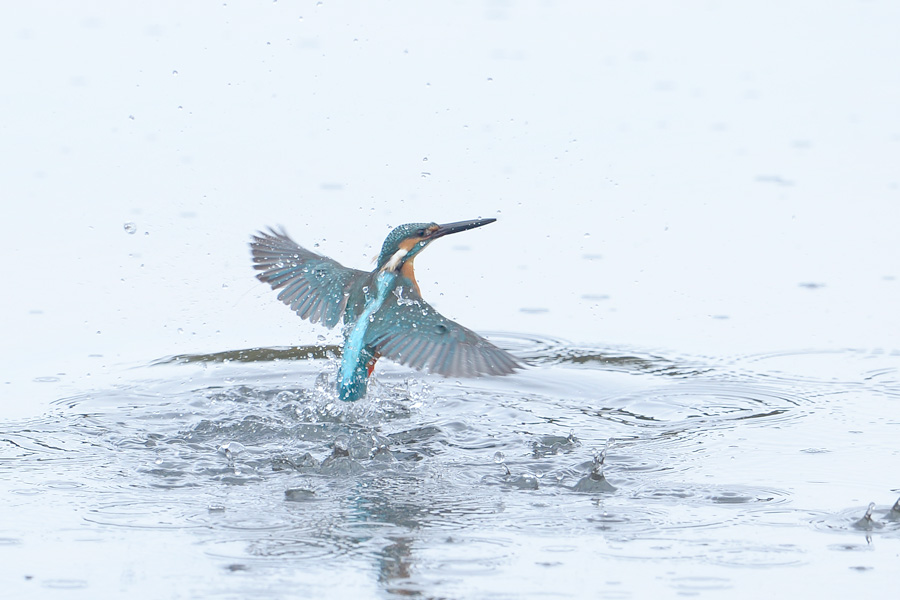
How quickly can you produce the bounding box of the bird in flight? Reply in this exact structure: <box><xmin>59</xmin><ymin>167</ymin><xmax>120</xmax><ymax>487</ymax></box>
<box><xmin>250</xmin><ymin>218</ymin><xmax>522</xmax><ymax>401</ymax></box>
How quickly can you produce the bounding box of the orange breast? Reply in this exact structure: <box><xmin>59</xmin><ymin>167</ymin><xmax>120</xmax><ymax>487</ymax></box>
<box><xmin>400</xmin><ymin>259</ymin><xmax>421</xmax><ymax>295</ymax></box>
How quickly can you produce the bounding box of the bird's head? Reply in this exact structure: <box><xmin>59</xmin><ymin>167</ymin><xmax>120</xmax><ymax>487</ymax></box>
<box><xmin>376</xmin><ymin>218</ymin><xmax>496</xmax><ymax>272</ymax></box>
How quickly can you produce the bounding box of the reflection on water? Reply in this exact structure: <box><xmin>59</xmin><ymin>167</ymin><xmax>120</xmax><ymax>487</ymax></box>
<box><xmin>2</xmin><ymin>336</ymin><xmax>900</xmax><ymax>597</ymax></box>
<box><xmin>154</xmin><ymin>345</ymin><xmax>343</xmax><ymax>365</ymax></box>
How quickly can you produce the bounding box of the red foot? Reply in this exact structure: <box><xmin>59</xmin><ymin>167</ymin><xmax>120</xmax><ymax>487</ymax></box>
<box><xmin>366</xmin><ymin>354</ymin><xmax>380</xmax><ymax>377</ymax></box>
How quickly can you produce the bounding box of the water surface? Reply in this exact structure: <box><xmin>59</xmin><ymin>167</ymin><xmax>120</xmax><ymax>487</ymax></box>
<box><xmin>2</xmin><ymin>1</ymin><xmax>899</xmax><ymax>598</ymax></box>
<box><xmin>3</xmin><ymin>337</ymin><xmax>899</xmax><ymax>598</ymax></box>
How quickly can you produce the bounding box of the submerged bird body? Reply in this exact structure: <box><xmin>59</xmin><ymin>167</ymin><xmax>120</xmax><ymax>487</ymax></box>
<box><xmin>251</xmin><ymin>219</ymin><xmax>520</xmax><ymax>401</ymax></box>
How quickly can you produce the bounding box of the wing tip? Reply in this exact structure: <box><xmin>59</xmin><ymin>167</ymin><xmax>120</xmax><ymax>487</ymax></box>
<box><xmin>419</xmin><ymin>349</ymin><xmax>525</xmax><ymax>378</ymax></box>
<box><xmin>249</xmin><ymin>225</ymin><xmax>291</xmax><ymax>246</ymax></box>
<box><xmin>480</xmin><ymin>353</ymin><xmax>526</xmax><ymax>377</ymax></box>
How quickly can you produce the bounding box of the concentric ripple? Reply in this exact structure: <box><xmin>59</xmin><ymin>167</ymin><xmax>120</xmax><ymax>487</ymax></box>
<box><xmin>585</xmin><ymin>380</ymin><xmax>806</xmax><ymax>430</ymax></box>
<box><xmin>732</xmin><ymin>348</ymin><xmax>900</xmax><ymax>396</ymax></box>
<box><xmin>4</xmin><ymin>336</ymin><xmax>898</xmax><ymax>597</ymax></box>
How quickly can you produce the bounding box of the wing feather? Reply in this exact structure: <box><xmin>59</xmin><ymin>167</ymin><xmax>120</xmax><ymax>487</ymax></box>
<box><xmin>413</xmin><ymin>340</ymin><xmax>436</xmax><ymax>370</ymax></box>
<box><xmin>250</xmin><ymin>227</ymin><xmax>367</xmax><ymax>329</ymax></box>
<box><xmin>365</xmin><ymin>284</ymin><xmax>522</xmax><ymax>378</ymax></box>
<box><xmin>398</xmin><ymin>335</ymin><xmax>426</xmax><ymax>365</ymax></box>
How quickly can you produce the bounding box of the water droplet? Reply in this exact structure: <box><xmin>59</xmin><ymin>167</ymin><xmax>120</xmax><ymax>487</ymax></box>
<box><xmin>218</xmin><ymin>441</ymin><xmax>246</xmax><ymax>459</ymax></box>
<box><xmin>493</xmin><ymin>451</ymin><xmax>505</xmax><ymax>463</ymax></box>
<box><xmin>171</xmin><ymin>70</ymin><xmax>178</xmax><ymax>76</ymax></box>
<box><xmin>854</xmin><ymin>501</ymin><xmax>884</xmax><ymax>530</ymax></box>
<box><xmin>177</xmin><ymin>328</ymin><xmax>184</xmax><ymax>334</ymax></box>
<box><xmin>333</xmin><ymin>436</ymin><xmax>350</xmax><ymax>454</ymax></box>
<box><xmin>123</xmin><ymin>222</ymin><xmax>137</xmax><ymax>234</ymax></box>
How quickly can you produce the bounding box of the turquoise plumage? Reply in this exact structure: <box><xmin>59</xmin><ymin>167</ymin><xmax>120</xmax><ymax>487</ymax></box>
<box><xmin>250</xmin><ymin>219</ymin><xmax>521</xmax><ymax>401</ymax></box>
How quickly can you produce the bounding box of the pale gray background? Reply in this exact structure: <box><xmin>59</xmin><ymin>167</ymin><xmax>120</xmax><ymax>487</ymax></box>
<box><xmin>4</xmin><ymin>1</ymin><xmax>898</xmax><ymax>416</ymax></box>
<box><xmin>1</xmin><ymin>3</ymin><xmax>898</xmax><ymax>598</ymax></box>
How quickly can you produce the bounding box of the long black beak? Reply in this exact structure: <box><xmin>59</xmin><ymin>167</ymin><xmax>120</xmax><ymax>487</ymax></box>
<box><xmin>430</xmin><ymin>218</ymin><xmax>497</xmax><ymax>239</ymax></box>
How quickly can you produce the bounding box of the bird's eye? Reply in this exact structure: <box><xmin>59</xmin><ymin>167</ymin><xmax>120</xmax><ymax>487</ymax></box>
<box><xmin>416</xmin><ymin>228</ymin><xmax>427</xmax><ymax>237</ymax></box>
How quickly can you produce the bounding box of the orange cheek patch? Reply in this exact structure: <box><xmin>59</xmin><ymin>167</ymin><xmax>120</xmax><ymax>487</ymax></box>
<box><xmin>399</xmin><ymin>238</ymin><xmax>419</xmax><ymax>252</ymax></box>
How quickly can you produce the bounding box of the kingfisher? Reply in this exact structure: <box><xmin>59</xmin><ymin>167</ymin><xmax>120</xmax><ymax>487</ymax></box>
<box><xmin>250</xmin><ymin>218</ymin><xmax>522</xmax><ymax>402</ymax></box>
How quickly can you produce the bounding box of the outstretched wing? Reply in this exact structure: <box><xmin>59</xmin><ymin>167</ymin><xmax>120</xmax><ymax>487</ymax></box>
<box><xmin>365</xmin><ymin>284</ymin><xmax>522</xmax><ymax>377</ymax></box>
<box><xmin>250</xmin><ymin>227</ymin><xmax>368</xmax><ymax>329</ymax></box>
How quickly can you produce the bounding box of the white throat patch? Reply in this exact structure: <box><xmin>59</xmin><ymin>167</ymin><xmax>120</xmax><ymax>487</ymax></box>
<box><xmin>384</xmin><ymin>248</ymin><xmax>408</xmax><ymax>272</ymax></box>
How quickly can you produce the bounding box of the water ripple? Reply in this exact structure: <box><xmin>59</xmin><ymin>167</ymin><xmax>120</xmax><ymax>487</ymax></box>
<box><xmin>584</xmin><ymin>381</ymin><xmax>806</xmax><ymax>430</ymax></box>
<box><xmin>732</xmin><ymin>348</ymin><xmax>900</xmax><ymax>395</ymax></box>
<box><xmin>7</xmin><ymin>337</ymin><xmax>897</xmax><ymax>597</ymax></box>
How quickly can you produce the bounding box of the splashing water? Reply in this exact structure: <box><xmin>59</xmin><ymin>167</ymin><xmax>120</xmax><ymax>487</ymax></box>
<box><xmin>3</xmin><ymin>335</ymin><xmax>900</xmax><ymax>597</ymax></box>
